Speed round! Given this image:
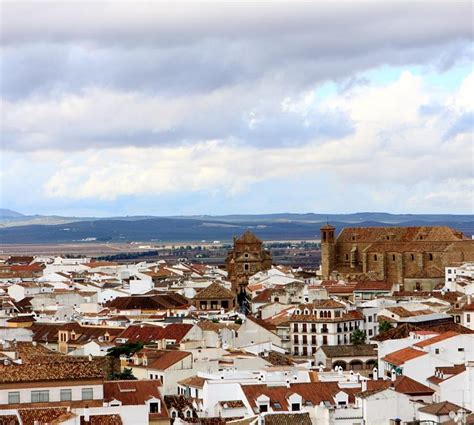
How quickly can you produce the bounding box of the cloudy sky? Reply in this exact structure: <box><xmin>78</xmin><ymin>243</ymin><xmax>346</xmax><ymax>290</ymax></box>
<box><xmin>0</xmin><ymin>1</ymin><xmax>473</xmax><ymax>216</ymax></box>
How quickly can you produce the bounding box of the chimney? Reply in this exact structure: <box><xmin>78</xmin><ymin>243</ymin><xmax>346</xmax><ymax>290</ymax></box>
<box><xmin>361</xmin><ymin>379</ymin><xmax>367</xmax><ymax>392</ymax></box>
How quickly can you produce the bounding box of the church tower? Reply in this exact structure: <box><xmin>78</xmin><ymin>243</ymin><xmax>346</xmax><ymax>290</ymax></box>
<box><xmin>320</xmin><ymin>224</ymin><xmax>336</xmax><ymax>280</ymax></box>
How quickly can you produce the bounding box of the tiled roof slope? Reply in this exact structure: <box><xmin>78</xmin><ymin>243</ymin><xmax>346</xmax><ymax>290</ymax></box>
<box><xmin>79</xmin><ymin>414</ymin><xmax>123</xmax><ymax>425</ymax></box>
<box><xmin>413</xmin><ymin>331</ymin><xmax>459</xmax><ymax>347</ymax></box>
<box><xmin>320</xmin><ymin>344</ymin><xmax>377</xmax><ymax>357</ymax></box>
<box><xmin>104</xmin><ymin>380</ymin><xmax>168</xmax><ymax>418</ymax></box>
<box><xmin>0</xmin><ymin>415</ymin><xmax>19</xmax><ymax>425</ymax></box>
<box><xmin>381</xmin><ymin>347</ymin><xmax>427</xmax><ymax>366</ymax></box>
<box><xmin>371</xmin><ymin>322</ymin><xmax>474</xmax><ymax>342</ymax></box>
<box><xmin>0</xmin><ymin>360</ymin><xmax>104</xmax><ymax>383</ymax></box>
<box><xmin>117</xmin><ymin>323</ymin><xmax>193</xmax><ymax>343</ymax></box>
<box><xmin>265</xmin><ymin>413</ymin><xmax>312</xmax><ymax>425</ymax></box>
<box><xmin>419</xmin><ymin>401</ymin><xmax>471</xmax><ymax>415</ymax></box>
<box><xmin>18</xmin><ymin>408</ymin><xmax>73</xmax><ymax>425</ymax></box>
<box><xmin>194</xmin><ymin>282</ymin><xmax>234</xmax><ymax>300</ymax></box>
<box><xmin>106</xmin><ymin>293</ymin><xmax>189</xmax><ymax>310</ymax></box>
<box><xmin>337</xmin><ymin>226</ymin><xmax>468</xmax><ymax>243</ymax></box>
<box><xmin>241</xmin><ymin>382</ymin><xmax>357</xmax><ymax>411</ymax></box>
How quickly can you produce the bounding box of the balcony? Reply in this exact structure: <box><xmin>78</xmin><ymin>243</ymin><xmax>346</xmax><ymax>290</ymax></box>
<box><xmin>321</xmin><ymin>327</ymin><xmax>329</xmax><ymax>334</ymax></box>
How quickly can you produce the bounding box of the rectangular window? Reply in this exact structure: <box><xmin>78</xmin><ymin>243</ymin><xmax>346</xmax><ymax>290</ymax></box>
<box><xmin>149</xmin><ymin>402</ymin><xmax>160</xmax><ymax>413</ymax></box>
<box><xmin>259</xmin><ymin>404</ymin><xmax>268</xmax><ymax>413</ymax></box>
<box><xmin>293</xmin><ymin>323</ymin><xmax>298</xmax><ymax>332</ymax></box>
<box><xmin>458</xmin><ymin>348</ymin><xmax>465</xmax><ymax>352</ymax></box>
<box><xmin>82</xmin><ymin>388</ymin><xmax>93</xmax><ymax>400</ymax></box>
<box><xmin>302</xmin><ymin>324</ymin><xmax>307</xmax><ymax>333</ymax></box>
<box><xmin>31</xmin><ymin>390</ymin><xmax>49</xmax><ymax>403</ymax></box>
<box><xmin>8</xmin><ymin>392</ymin><xmax>20</xmax><ymax>404</ymax></box>
<box><xmin>368</xmin><ymin>316</ymin><xmax>372</xmax><ymax>322</ymax></box>
<box><xmin>291</xmin><ymin>403</ymin><xmax>301</xmax><ymax>411</ymax></box>
<box><xmin>467</xmin><ymin>314</ymin><xmax>471</xmax><ymax>323</ymax></box>
<box><xmin>60</xmin><ymin>389</ymin><xmax>72</xmax><ymax>401</ymax></box>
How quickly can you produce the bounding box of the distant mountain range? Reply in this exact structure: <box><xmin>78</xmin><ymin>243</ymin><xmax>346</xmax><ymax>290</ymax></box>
<box><xmin>0</xmin><ymin>209</ymin><xmax>472</xmax><ymax>244</ymax></box>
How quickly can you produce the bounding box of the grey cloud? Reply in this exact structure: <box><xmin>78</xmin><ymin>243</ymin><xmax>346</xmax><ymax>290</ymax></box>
<box><xmin>1</xmin><ymin>2</ymin><xmax>472</xmax><ymax>47</ymax></box>
<box><xmin>1</xmin><ymin>1</ymin><xmax>472</xmax><ymax>153</ymax></box>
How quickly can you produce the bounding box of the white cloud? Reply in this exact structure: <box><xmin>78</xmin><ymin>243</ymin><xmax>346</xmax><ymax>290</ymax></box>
<box><xmin>30</xmin><ymin>71</ymin><xmax>472</xmax><ymax>213</ymax></box>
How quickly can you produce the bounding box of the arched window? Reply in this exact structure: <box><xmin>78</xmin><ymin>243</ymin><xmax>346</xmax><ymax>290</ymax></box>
<box><xmin>327</xmin><ymin>311</ymin><xmax>332</xmax><ymax>318</ymax></box>
<box><xmin>374</xmin><ymin>254</ymin><xmax>377</xmax><ymax>261</ymax></box>
<box><xmin>411</xmin><ymin>254</ymin><xmax>415</xmax><ymax>261</ymax></box>
<box><xmin>392</xmin><ymin>254</ymin><xmax>396</xmax><ymax>261</ymax></box>
<box><xmin>429</xmin><ymin>253</ymin><xmax>433</xmax><ymax>261</ymax></box>
<box><xmin>345</xmin><ymin>254</ymin><xmax>349</xmax><ymax>261</ymax></box>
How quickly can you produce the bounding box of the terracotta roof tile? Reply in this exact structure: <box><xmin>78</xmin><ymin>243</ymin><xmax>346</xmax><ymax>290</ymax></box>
<box><xmin>118</xmin><ymin>323</ymin><xmax>193</xmax><ymax>344</ymax></box>
<box><xmin>419</xmin><ymin>401</ymin><xmax>471</xmax><ymax>416</ymax></box>
<box><xmin>0</xmin><ymin>359</ymin><xmax>104</xmax><ymax>383</ymax></box>
<box><xmin>178</xmin><ymin>376</ymin><xmax>206</xmax><ymax>388</ymax></box>
<box><xmin>17</xmin><ymin>408</ymin><xmax>74</xmax><ymax>425</ymax></box>
<box><xmin>80</xmin><ymin>414</ymin><xmax>123</xmax><ymax>425</ymax></box>
<box><xmin>194</xmin><ymin>282</ymin><xmax>234</xmax><ymax>300</ymax></box>
<box><xmin>241</xmin><ymin>382</ymin><xmax>357</xmax><ymax>412</ymax></box>
<box><xmin>0</xmin><ymin>415</ymin><xmax>19</xmax><ymax>425</ymax></box>
<box><xmin>382</xmin><ymin>347</ymin><xmax>427</xmax><ymax>366</ymax></box>
<box><xmin>413</xmin><ymin>331</ymin><xmax>459</xmax><ymax>348</ymax></box>
<box><xmin>140</xmin><ymin>350</ymin><xmax>191</xmax><ymax>370</ymax></box>
<box><xmin>264</xmin><ymin>413</ymin><xmax>312</xmax><ymax>425</ymax></box>
<box><xmin>104</xmin><ymin>380</ymin><xmax>168</xmax><ymax>418</ymax></box>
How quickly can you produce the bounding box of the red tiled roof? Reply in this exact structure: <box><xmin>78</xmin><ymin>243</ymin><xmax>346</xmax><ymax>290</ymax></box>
<box><xmin>419</xmin><ymin>401</ymin><xmax>471</xmax><ymax>416</ymax></box>
<box><xmin>241</xmin><ymin>382</ymin><xmax>357</xmax><ymax>411</ymax></box>
<box><xmin>118</xmin><ymin>323</ymin><xmax>193</xmax><ymax>344</ymax></box>
<box><xmin>194</xmin><ymin>282</ymin><xmax>234</xmax><ymax>300</ymax></box>
<box><xmin>147</xmin><ymin>350</ymin><xmax>191</xmax><ymax>370</ymax></box>
<box><xmin>390</xmin><ymin>375</ymin><xmax>435</xmax><ymax>395</ymax></box>
<box><xmin>363</xmin><ymin>375</ymin><xmax>434</xmax><ymax>396</ymax></box>
<box><xmin>413</xmin><ymin>331</ymin><xmax>459</xmax><ymax>348</ymax></box>
<box><xmin>0</xmin><ymin>360</ymin><xmax>104</xmax><ymax>383</ymax></box>
<box><xmin>18</xmin><ymin>408</ymin><xmax>72</xmax><ymax>425</ymax></box>
<box><xmin>382</xmin><ymin>347</ymin><xmax>427</xmax><ymax>366</ymax></box>
<box><xmin>104</xmin><ymin>380</ymin><xmax>168</xmax><ymax>418</ymax></box>
<box><xmin>80</xmin><ymin>414</ymin><xmax>123</xmax><ymax>425</ymax></box>
<box><xmin>252</xmin><ymin>288</ymin><xmax>274</xmax><ymax>303</ymax></box>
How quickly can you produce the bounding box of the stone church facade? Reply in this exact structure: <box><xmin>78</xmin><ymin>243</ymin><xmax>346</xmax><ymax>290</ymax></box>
<box><xmin>225</xmin><ymin>230</ymin><xmax>272</xmax><ymax>293</ymax></box>
<box><xmin>320</xmin><ymin>224</ymin><xmax>474</xmax><ymax>291</ymax></box>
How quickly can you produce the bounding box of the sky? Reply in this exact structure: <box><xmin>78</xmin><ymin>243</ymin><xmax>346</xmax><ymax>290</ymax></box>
<box><xmin>0</xmin><ymin>1</ymin><xmax>473</xmax><ymax>217</ymax></box>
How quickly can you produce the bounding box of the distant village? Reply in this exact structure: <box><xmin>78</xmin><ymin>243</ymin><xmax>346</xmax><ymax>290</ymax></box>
<box><xmin>0</xmin><ymin>225</ymin><xmax>473</xmax><ymax>425</ymax></box>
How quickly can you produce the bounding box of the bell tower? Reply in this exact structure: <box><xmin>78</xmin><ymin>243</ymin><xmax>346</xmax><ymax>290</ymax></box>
<box><xmin>320</xmin><ymin>224</ymin><xmax>336</xmax><ymax>279</ymax></box>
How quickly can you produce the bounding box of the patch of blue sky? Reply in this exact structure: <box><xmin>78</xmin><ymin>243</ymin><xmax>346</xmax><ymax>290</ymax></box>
<box><xmin>359</xmin><ymin>63</ymin><xmax>471</xmax><ymax>90</ymax></box>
